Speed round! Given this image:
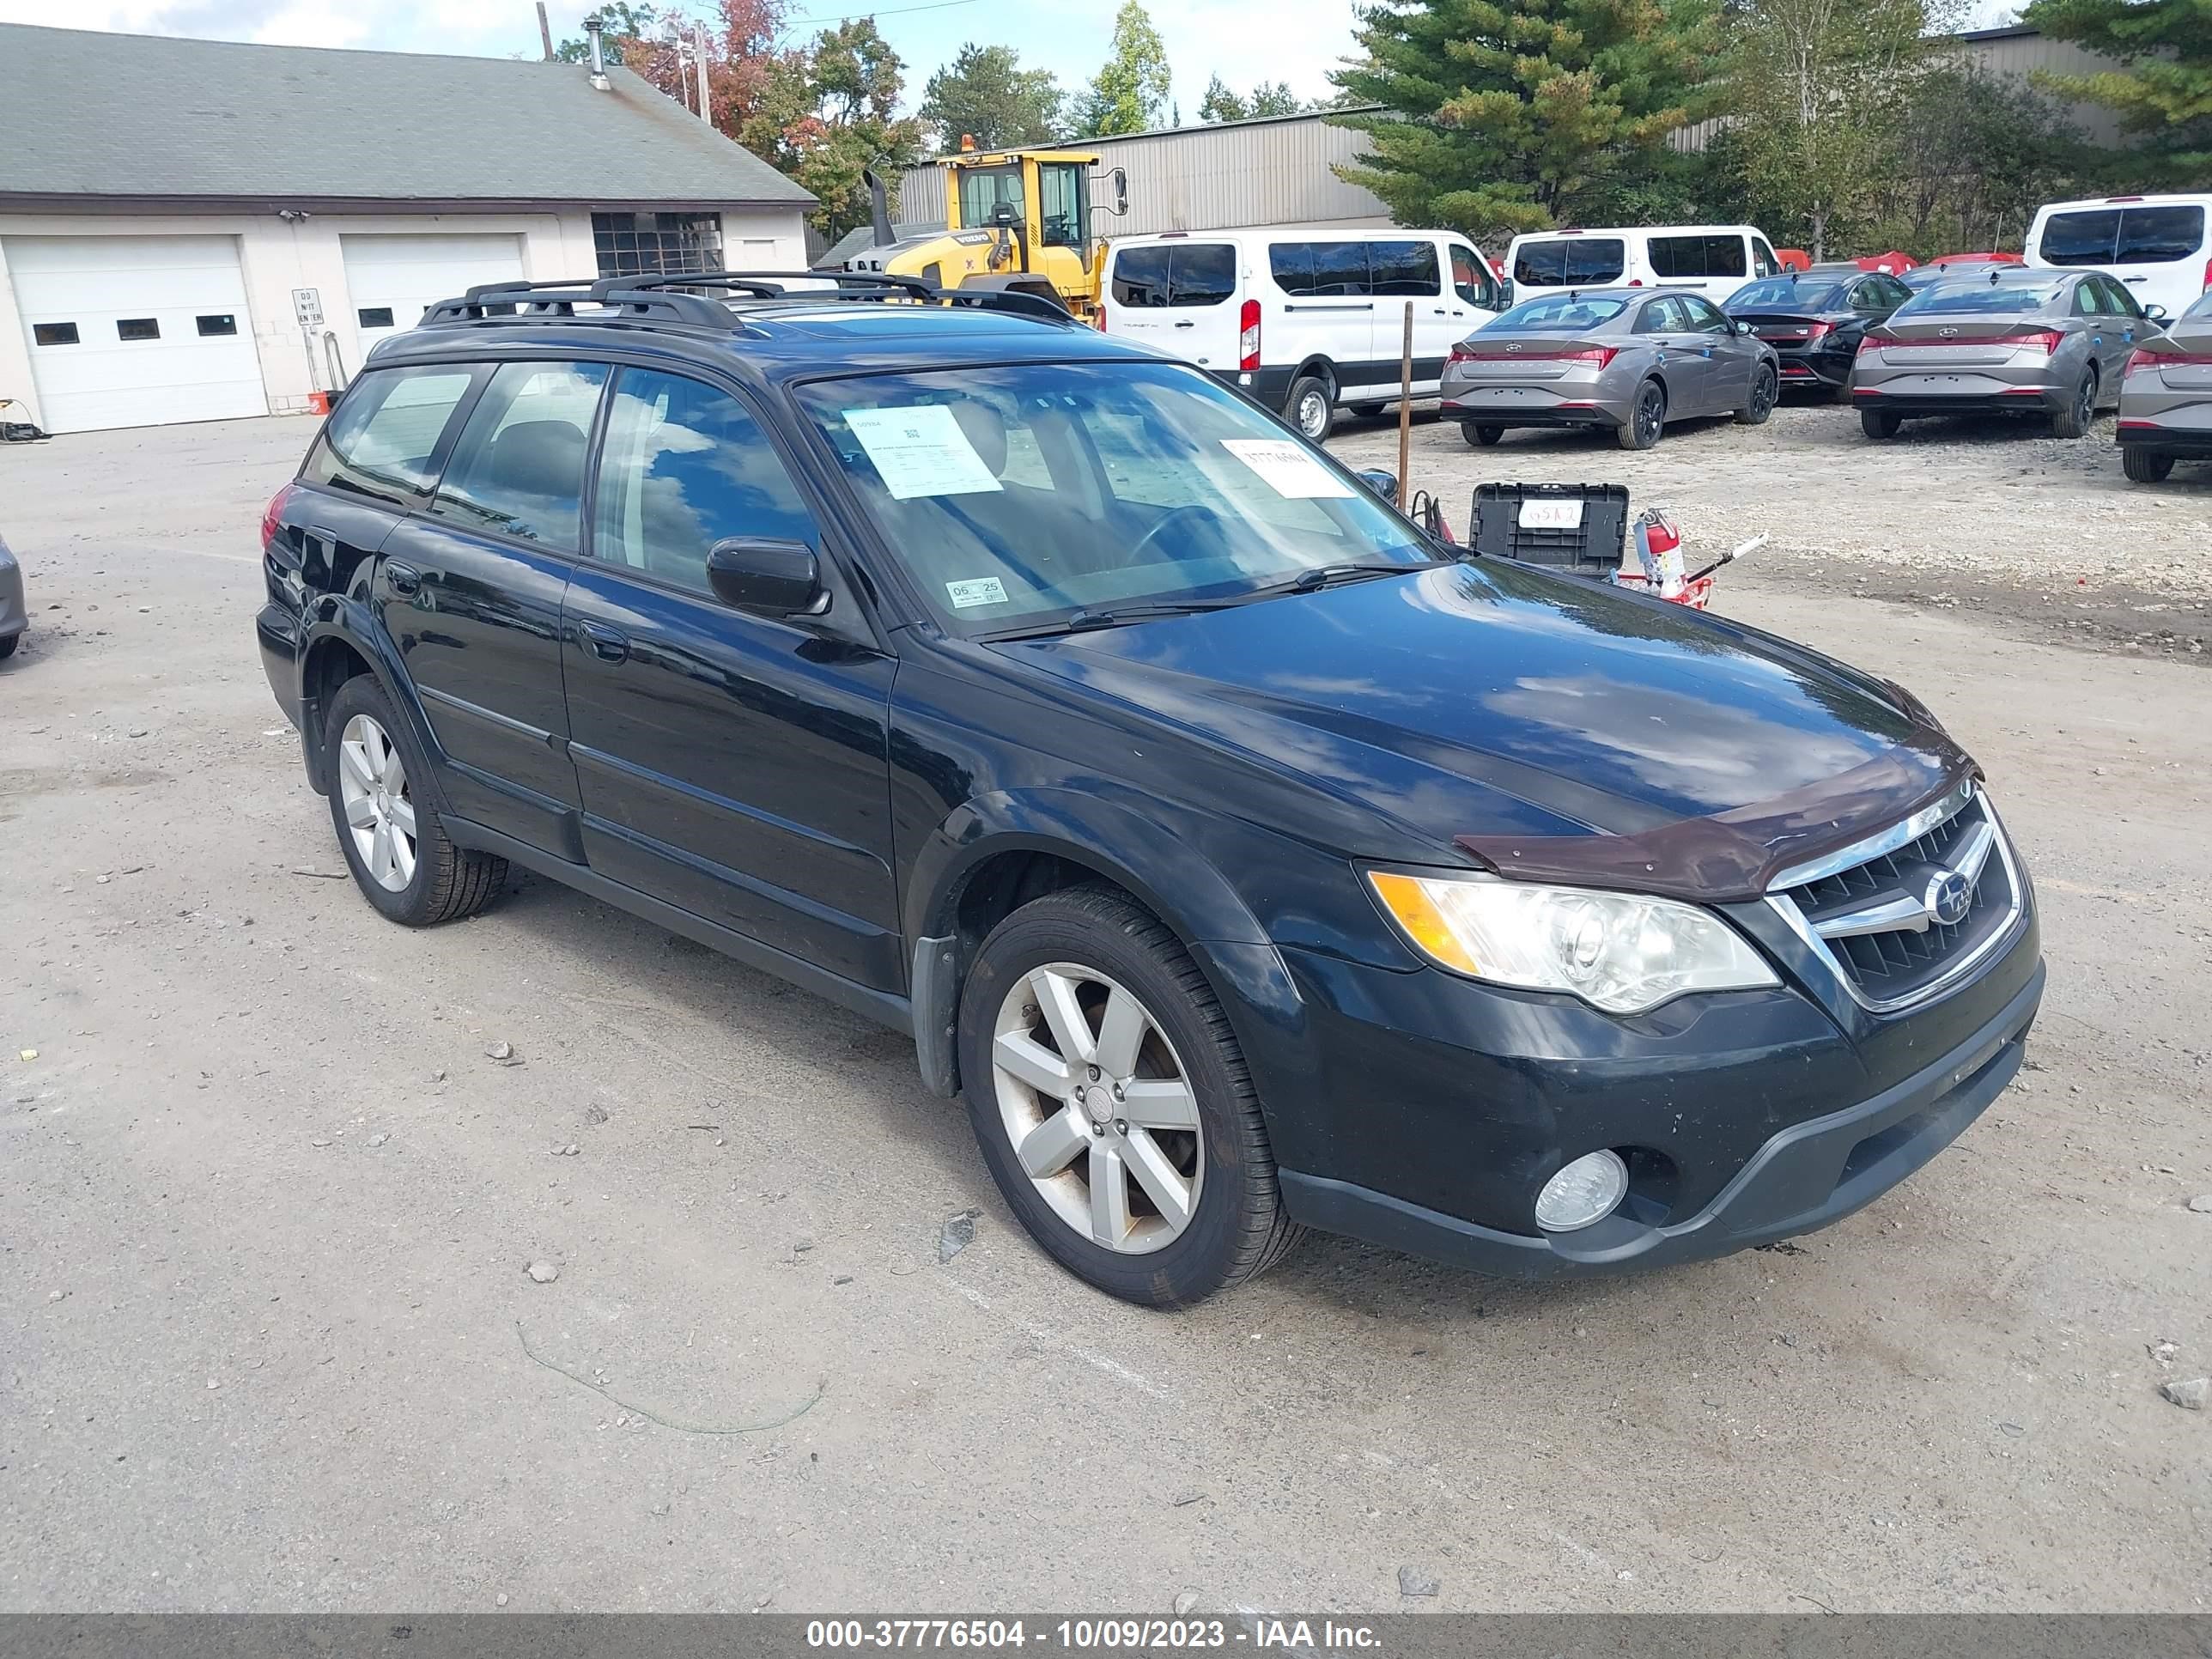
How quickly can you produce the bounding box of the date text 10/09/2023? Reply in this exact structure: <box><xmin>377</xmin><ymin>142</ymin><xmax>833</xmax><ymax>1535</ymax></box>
<box><xmin>805</xmin><ymin>1620</ymin><xmax>1384</xmax><ymax>1651</ymax></box>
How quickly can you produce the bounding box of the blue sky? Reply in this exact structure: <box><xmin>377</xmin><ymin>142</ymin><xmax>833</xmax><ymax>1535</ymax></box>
<box><xmin>0</xmin><ymin>0</ymin><xmax>1372</xmax><ymax>119</ymax></box>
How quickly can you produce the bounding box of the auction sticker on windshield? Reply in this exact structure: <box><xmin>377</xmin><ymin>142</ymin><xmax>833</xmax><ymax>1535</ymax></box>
<box><xmin>842</xmin><ymin>405</ymin><xmax>1005</xmax><ymax>501</ymax></box>
<box><xmin>1221</xmin><ymin>438</ymin><xmax>1354</xmax><ymax>500</ymax></box>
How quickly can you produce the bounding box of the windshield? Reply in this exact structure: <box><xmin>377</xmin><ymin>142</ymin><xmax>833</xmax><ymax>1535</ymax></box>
<box><xmin>1895</xmin><ymin>284</ymin><xmax>2057</xmax><ymax>318</ymax></box>
<box><xmin>1491</xmin><ymin>293</ymin><xmax>1632</xmax><ymax>331</ymax></box>
<box><xmin>797</xmin><ymin>361</ymin><xmax>1433</xmax><ymax>635</ymax></box>
<box><xmin>2185</xmin><ymin>289</ymin><xmax>2212</xmax><ymax>321</ymax></box>
<box><xmin>1730</xmin><ymin>278</ymin><xmax>1845</xmax><ymax>311</ymax></box>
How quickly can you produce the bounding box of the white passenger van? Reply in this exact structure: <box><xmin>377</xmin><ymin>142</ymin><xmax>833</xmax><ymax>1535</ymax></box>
<box><xmin>1503</xmin><ymin>225</ymin><xmax>1781</xmax><ymax>304</ymax></box>
<box><xmin>2025</xmin><ymin>194</ymin><xmax>2212</xmax><ymax>323</ymax></box>
<box><xmin>1099</xmin><ymin>225</ymin><xmax>1509</xmax><ymax>440</ymax></box>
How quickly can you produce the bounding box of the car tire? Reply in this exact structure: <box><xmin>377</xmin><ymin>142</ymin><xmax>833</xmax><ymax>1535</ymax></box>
<box><xmin>1462</xmin><ymin>422</ymin><xmax>1504</xmax><ymax>447</ymax></box>
<box><xmin>1349</xmin><ymin>402</ymin><xmax>1385</xmax><ymax>419</ymax></box>
<box><xmin>323</xmin><ymin>674</ymin><xmax>507</xmax><ymax>927</ymax></box>
<box><xmin>2050</xmin><ymin>371</ymin><xmax>2095</xmax><ymax>440</ymax></box>
<box><xmin>2122</xmin><ymin>447</ymin><xmax>2175</xmax><ymax>484</ymax></box>
<box><xmin>1285</xmin><ymin>374</ymin><xmax>1336</xmax><ymax>442</ymax></box>
<box><xmin>1860</xmin><ymin>409</ymin><xmax>1902</xmax><ymax>440</ymax></box>
<box><xmin>0</xmin><ymin>633</ymin><xmax>17</xmax><ymax>660</ymax></box>
<box><xmin>1736</xmin><ymin>363</ymin><xmax>1778</xmax><ymax>425</ymax></box>
<box><xmin>957</xmin><ymin>884</ymin><xmax>1302</xmax><ymax>1308</ymax></box>
<box><xmin>1618</xmin><ymin>380</ymin><xmax>1666</xmax><ymax>450</ymax></box>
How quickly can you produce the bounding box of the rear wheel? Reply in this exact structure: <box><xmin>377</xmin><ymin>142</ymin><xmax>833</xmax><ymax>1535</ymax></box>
<box><xmin>2051</xmin><ymin>371</ymin><xmax>2095</xmax><ymax>439</ymax></box>
<box><xmin>1348</xmin><ymin>402</ymin><xmax>1385</xmax><ymax>419</ymax></box>
<box><xmin>1618</xmin><ymin>381</ymin><xmax>1666</xmax><ymax>450</ymax></box>
<box><xmin>1736</xmin><ymin>362</ymin><xmax>1778</xmax><ymax>425</ymax></box>
<box><xmin>1462</xmin><ymin>422</ymin><xmax>1504</xmax><ymax>447</ymax></box>
<box><xmin>324</xmin><ymin>675</ymin><xmax>507</xmax><ymax>927</ymax></box>
<box><xmin>2122</xmin><ymin>447</ymin><xmax>2175</xmax><ymax>483</ymax></box>
<box><xmin>1285</xmin><ymin>374</ymin><xmax>1335</xmax><ymax>442</ymax></box>
<box><xmin>0</xmin><ymin>633</ymin><xmax>17</xmax><ymax>660</ymax></box>
<box><xmin>957</xmin><ymin>886</ymin><xmax>1300</xmax><ymax>1307</ymax></box>
<box><xmin>1860</xmin><ymin>409</ymin><xmax>1902</xmax><ymax>440</ymax></box>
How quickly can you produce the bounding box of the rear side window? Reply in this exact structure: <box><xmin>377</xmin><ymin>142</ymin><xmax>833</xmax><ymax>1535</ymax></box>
<box><xmin>1111</xmin><ymin>244</ymin><xmax>1237</xmax><ymax>307</ymax></box>
<box><xmin>2118</xmin><ymin>205</ymin><xmax>2204</xmax><ymax>263</ymax></box>
<box><xmin>1270</xmin><ymin>242</ymin><xmax>1371</xmax><ymax>296</ymax></box>
<box><xmin>592</xmin><ymin>369</ymin><xmax>820</xmax><ymax>599</ymax></box>
<box><xmin>1650</xmin><ymin>235</ymin><xmax>1747</xmax><ymax>278</ymax></box>
<box><xmin>425</xmin><ymin>361</ymin><xmax>608</xmax><ymax>550</ymax></box>
<box><xmin>1368</xmin><ymin>240</ymin><xmax>1440</xmax><ymax>295</ymax></box>
<box><xmin>301</xmin><ymin>365</ymin><xmax>477</xmax><ymax>505</ymax></box>
<box><xmin>1512</xmin><ymin>239</ymin><xmax>1625</xmax><ymax>286</ymax></box>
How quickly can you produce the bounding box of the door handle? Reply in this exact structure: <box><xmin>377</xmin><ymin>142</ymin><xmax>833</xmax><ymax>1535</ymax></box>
<box><xmin>1172</xmin><ymin>319</ymin><xmax>1195</xmax><ymax>329</ymax></box>
<box><xmin>576</xmin><ymin>620</ymin><xmax>629</xmax><ymax>664</ymax></box>
<box><xmin>385</xmin><ymin>562</ymin><xmax>422</xmax><ymax>597</ymax></box>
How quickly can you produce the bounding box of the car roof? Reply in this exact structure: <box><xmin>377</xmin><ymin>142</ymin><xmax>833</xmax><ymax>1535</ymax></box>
<box><xmin>1114</xmin><ymin>222</ymin><xmax>1445</xmax><ymax>243</ymax></box>
<box><xmin>1510</xmin><ymin>224</ymin><xmax>1763</xmax><ymax>240</ymax></box>
<box><xmin>2033</xmin><ymin>193</ymin><xmax>2212</xmax><ymax>214</ymax></box>
<box><xmin>362</xmin><ymin>283</ymin><xmax>1162</xmax><ymax>390</ymax></box>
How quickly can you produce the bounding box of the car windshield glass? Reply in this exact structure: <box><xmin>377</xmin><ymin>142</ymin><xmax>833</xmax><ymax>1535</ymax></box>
<box><xmin>1730</xmin><ymin>278</ymin><xmax>1845</xmax><ymax>310</ymax></box>
<box><xmin>797</xmin><ymin>361</ymin><xmax>1434</xmax><ymax>635</ymax></box>
<box><xmin>1896</xmin><ymin>285</ymin><xmax>2057</xmax><ymax>317</ymax></box>
<box><xmin>2186</xmin><ymin>289</ymin><xmax>2212</xmax><ymax>321</ymax></box>
<box><xmin>1490</xmin><ymin>294</ymin><xmax>1632</xmax><ymax>330</ymax></box>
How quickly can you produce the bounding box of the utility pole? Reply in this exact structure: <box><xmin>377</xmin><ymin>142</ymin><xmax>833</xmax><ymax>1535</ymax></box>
<box><xmin>696</xmin><ymin>24</ymin><xmax>713</xmax><ymax>125</ymax></box>
<box><xmin>535</xmin><ymin>1</ymin><xmax>552</xmax><ymax>61</ymax></box>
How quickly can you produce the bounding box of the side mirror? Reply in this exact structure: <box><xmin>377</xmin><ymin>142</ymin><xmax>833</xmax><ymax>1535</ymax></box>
<box><xmin>1354</xmin><ymin>468</ymin><xmax>1399</xmax><ymax>504</ymax></box>
<box><xmin>1732</xmin><ymin>319</ymin><xmax>1753</xmax><ymax>336</ymax></box>
<box><xmin>1110</xmin><ymin>167</ymin><xmax>1129</xmax><ymax>216</ymax></box>
<box><xmin>2143</xmin><ymin>303</ymin><xmax>2168</xmax><ymax>322</ymax></box>
<box><xmin>706</xmin><ymin>538</ymin><xmax>823</xmax><ymax>617</ymax></box>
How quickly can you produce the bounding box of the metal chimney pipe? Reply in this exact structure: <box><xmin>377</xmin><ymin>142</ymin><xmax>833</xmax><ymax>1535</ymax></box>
<box><xmin>583</xmin><ymin>17</ymin><xmax>610</xmax><ymax>89</ymax></box>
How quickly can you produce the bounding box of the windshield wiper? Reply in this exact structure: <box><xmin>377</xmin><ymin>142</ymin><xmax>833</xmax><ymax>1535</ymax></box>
<box><xmin>1254</xmin><ymin>560</ymin><xmax>1435</xmax><ymax>597</ymax></box>
<box><xmin>980</xmin><ymin>599</ymin><xmax>1246</xmax><ymax>641</ymax></box>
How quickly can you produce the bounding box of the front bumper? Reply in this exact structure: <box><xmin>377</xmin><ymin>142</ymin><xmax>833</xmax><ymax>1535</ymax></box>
<box><xmin>1280</xmin><ymin>959</ymin><xmax>2040</xmax><ymax>1277</ymax></box>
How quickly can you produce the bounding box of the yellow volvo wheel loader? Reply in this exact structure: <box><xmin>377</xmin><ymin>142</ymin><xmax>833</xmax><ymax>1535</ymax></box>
<box><xmin>845</xmin><ymin>150</ymin><xmax>1129</xmax><ymax>319</ymax></box>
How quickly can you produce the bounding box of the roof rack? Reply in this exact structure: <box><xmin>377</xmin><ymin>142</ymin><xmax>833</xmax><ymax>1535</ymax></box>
<box><xmin>419</xmin><ymin>269</ymin><xmax>1075</xmax><ymax>332</ymax></box>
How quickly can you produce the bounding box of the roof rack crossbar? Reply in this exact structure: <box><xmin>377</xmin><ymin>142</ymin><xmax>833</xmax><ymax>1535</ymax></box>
<box><xmin>421</xmin><ymin>268</ymin><xmax>1075</xmax><ymax>331</ymax></box>
<box><xmin>422</xmin><ymin>283</ymin><xmax>738</xmax><ymax>329</ymax></box>
<box><xmin>617</xmin><ymin>269</ymin><xmax>945</xmax><ymax>304</ymax></box>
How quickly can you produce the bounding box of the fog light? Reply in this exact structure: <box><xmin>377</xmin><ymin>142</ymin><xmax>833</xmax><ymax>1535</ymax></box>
<box><xmin>1534</xmin><ymin>1150</ymin><xmax>1629</xmax><ymax>1232</ymax></box>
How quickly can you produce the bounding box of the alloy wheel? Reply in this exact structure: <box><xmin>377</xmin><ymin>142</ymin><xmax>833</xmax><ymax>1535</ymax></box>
<box><xmin>1636</xmin><ymin>386</ymin><xmax>1664</xmax><ymax>446</ymax></box>
<box><xmin>991</xmin><ymin>963</ymin><xmax>1204</xmax><ymax>1255</ymax></box>
<box><xmin>1752</xmin><ymin>366</ymin><xmax>1777</xmax><ymax>419</ymax></box>
<box><xmin>2076</xmin><ymin>375</ymin><xmax>2095</xmax><ymax>428</ymax></box>
<box><xmin>337</xmin><ymin>713</ymin><xmax>417</xmax><ymax>893</ymax></box>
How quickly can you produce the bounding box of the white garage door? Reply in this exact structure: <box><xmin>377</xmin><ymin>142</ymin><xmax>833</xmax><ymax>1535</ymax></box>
<box><xmin>6</xmin><ymin>234</ymin><xmax>268</xmax><ymax>434</ymax></box>
<box><xmin>342</xmin><ymin>234</ymin><xmax>526</xmax><ymax>355</ymax></box>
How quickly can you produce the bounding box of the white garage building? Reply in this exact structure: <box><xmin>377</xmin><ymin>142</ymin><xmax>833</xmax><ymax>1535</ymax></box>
<box><xmin>0</xmin><ymin>23</ymin><xmax>815</xmax><ymax>434</ymax></box>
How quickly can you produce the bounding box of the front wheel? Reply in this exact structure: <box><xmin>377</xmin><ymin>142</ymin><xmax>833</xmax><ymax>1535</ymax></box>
<box><xmin>2122</xmin><ymin>447</ymin><xmax>2175</xmax><ymax>483</ymax></box>
<box><xmin>1462</xmin><ymin>421</ymin><xmax>1504</xmax><ymax>447</ymax></box>
<box><xmin>1285</xmin><ymin>374</ymin><xmax>1335</xmax><ymax>442</ymax></box>
<box><xmin>1618</xmin><ymin>380</ymin><xmax>1666</xmax><ymax>450</ymax></box>
<box><xmin>1348</xmin><ymin>402</ymin><xmax>1385</xmax><ymax>419</ymax></box>
<box><xmin>1736</xmin><ymin>363</ymin><xmax>1778</xmax><ymax>425</ymax></box>
<box><xmin>2051</xmin><ymin>372</ymin><xmax>2095</xmax><ymax>440</ymax></box>
<box><xmin>1860</xmin><ymin>408</ymin><xmax>1902</xmax><ymax>440</ymax></box>
<box><xmin>324</xmin><ymin>674</ymin><xmax>507</xmax><ymax>927</ymax></box>
<box><xmin>957</xmin><ymin>886</ymin><xmax>1301</xmax><ymax>1307</ymax></box>
<box><xmin>0</xmin><ymin>633</ymin><xmax>18</xmax><ymax>660</ymax></box>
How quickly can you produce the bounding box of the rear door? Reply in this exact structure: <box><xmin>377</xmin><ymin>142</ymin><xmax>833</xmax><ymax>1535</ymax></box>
<box><xmin>1682</xmin><ymin>294</ymin><xmax>1754</xmax><ymax>410</ymax></box>
<box><xmin>1268</xmin><ymin>240</ymin><xmax>1376</xmax><ymax>391</ymax></box>
<box><xmin>377</xmin><ymin>359</ymin><xmax>606</xmax><ymax>855</ymax></box>
<box><xmin>560</xmin><ymin>367</ymin><xmax>902</xmax><ymax>992</ymax></box>
<box><xmin>1106</xmin><ymin>242</ymin><xmax>1241</xmax><ymax>372</ymax></box>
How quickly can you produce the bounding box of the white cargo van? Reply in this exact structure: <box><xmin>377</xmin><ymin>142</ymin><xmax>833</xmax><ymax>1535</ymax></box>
<box><xmin>2025</xmin><ymin>194</ymin><xmax>2212</xmax><ymax>323</ymax></box>
<box><xmin>1099</xmin><ymin>226</ymin><xmax>1509</xmax><ymax>440</ymax></box>
<box><xmin>1504</xmin><ymin>225</ymin><xmax>1781</xmax><ymax>303</ymax></box>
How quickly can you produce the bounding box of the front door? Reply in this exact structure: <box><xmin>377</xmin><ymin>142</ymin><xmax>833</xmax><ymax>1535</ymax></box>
<box><xmin>378</xmin><ymin>358</ymin><xmax>606</xmax><ymax>856</ymax></box>
<box><xmin>1681</xmin><ymin>294</ymin><xmax>1754</xmax><ymax>413</ymax></box>
<box><xmin>1642</xmin><ymin>296</ymin><xmax>1714</xmax><ymax>413</ymax></box>
<box><xmin>560</xmin><ymin>367</ymin><xmax>903</xmax><ymax>993</ymax></box>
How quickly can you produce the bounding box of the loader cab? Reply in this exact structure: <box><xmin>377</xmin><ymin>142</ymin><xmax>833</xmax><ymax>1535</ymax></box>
<box><xmin>946</xmin><ymin>151</ymin><xmax>1121</xmax><ymax>283</ymax></box>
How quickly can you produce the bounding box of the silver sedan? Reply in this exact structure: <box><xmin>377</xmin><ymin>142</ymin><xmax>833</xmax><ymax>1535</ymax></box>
<box><xmin>0</xmin><ymin>532</ymin><xmax>24</xmax><ymax>662</ymax></box>
<box><xmin>1439</xmin><ymin>288</ymin><xmax>1778</xmax><ymax>451</ymax></box>
<box><xmin>2116</xmin><ymin>287</ymin><xmax>2212</xmax><ymax>483</ymax></box>
<box><xmin>1849</xmin><ymin>267</ymin><xmax>2152</xmax><ymax>441</ymax></box>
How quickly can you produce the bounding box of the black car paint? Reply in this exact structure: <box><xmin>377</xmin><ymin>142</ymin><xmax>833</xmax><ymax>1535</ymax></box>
<box><xmin>258</xmin><ymin>301</ymin><xmax>2041</xmax><ymax>1279</ymax></box>
<box><xmin>1724</xmin><ymin>277</ymin><xmax>1905</xmax><ymax>392</ymax></box>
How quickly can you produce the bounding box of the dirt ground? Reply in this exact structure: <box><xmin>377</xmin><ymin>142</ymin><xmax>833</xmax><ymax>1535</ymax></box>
<box><xmin>3</xmin><ymin>415</ymin><xmax>2209</xmax><ymax>1615</ymax></box>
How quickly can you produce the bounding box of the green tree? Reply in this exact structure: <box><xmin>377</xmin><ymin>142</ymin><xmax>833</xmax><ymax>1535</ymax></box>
<box><xmin>1863</xmin><ymin>62</ymin><xmax>2095</xmax><ymax>254</ymax></box>
<box><xmin>1723</xmin><ymin>0</ymin><xmax>1955</xmax><ymax>260</ymax></box>
<box><xmin>555</xmin><ymin>2</ymin><xmax>661</xmax><ymax>64</ymax></box>
<box><xmin>1073</xmin><ymin>1</ymin><xmax>1172</xmax><ymax>137</ymax></box>
<box><xmin>2021</xmin><ymin>0</ymin><xmax>2212</xmax><ymax>175</ymax></box>
<box><xmin>1329</xmin><ymin>0</ymin><xmax>1719</xmax><ymax>238</ymax></box>
<box><xmin>919</xmin><ymin>43</ymin><xmax>1065</xmax><ymax>149</ymax></box>
<box><xmin>1198</xmin><ymin>75</ymin><xmax>1248</xmax><ymax>124</ymax></box>
<box><xmin>1198</xmin><ymin>76</ymin><xmax>1306</xmax><ymax>122</ymax></box>
<box><xmin>775</xmin><ymin>18</ymin><xmax>926</xmax><ymax>237</ymax></box>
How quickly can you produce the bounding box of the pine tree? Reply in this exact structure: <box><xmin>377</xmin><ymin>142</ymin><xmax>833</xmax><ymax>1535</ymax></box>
<box><xmin>2021</xmin><ymin>0</ymin><xmax>2212</xmax><ymax>174</ymax></box>
<box><xmin>1329</xmin><ymin>0</ymin><xmax>1718</xmax><ymax>234</ymax></box>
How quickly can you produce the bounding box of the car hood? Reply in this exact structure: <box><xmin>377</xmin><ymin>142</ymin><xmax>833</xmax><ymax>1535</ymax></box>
<box><xmin>995</xmin><ymin>561</ymin><xmax>1974</xmax><ymax>902</ymax></box>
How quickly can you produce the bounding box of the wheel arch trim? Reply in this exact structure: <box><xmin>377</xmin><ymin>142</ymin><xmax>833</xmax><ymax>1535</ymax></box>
<box><xmin>296</xmin><ymin>599</ymin><xmax>453</xmax><ymax>814</ymax></box>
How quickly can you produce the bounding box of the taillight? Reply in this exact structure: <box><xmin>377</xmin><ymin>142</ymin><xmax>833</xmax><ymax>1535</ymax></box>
<box><xmin>1446</xmin><ymin>342</ymin><xmax>1476</xmax><ymax>366</ymax></box>
<box><xmin>1856</xmin><ymin>335</ymin><xmax>1882</xmax><ymax>356</ymax></box>
<box><xmin>1238</xmin><ymin>298</ymin><xmax>1261</xmax><ymax>372</ymax></box>
<box><xmin>2201</xmin><ymin>254</ymin><xmax>2210</xmax><ymax>292</ymax></box>
<box><xmin>1094</xmin><ymin>307</ymin><xmax>1107</xmax><ymax>332</ymax></box>
<box><xmin>2012</xmin><ymin>330</ymin><xmax>2063</xmax><ymax>355</ymax></box>
<box><xmin>261</xmin><ymin>483</ymin><xmax>296</xmax><ymax>555</ymax></box>
<box><xmin>1804</xmin><ymin>320</ymin><xmax>1833</xmax><ymax>342</ymax></box>
<box><xmin>2125</xmin><ymin>347</ymin><xmax>2161</xmax><ymax>374</ymax></box>
<box><xmin>1564</xmin><ymin>346</ymin><xmax>1619</xmax><ymax>368</ymax></box>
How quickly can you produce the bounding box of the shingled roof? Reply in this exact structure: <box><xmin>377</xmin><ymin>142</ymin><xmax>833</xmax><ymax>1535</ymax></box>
<box><xmin>0</xmin><ymin>22</ymin><xmax>814</xmax><ymax>210</ymax></box>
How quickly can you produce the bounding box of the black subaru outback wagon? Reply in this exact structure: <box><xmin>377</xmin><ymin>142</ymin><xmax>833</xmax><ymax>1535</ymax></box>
<box><xmin>257</xmin><ymin>272</ymin><xmax>2042</xmax><ymax>1307</ymax></box>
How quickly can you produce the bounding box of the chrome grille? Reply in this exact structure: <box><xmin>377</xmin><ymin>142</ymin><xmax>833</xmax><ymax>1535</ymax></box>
<box><xmin>1767</xmin><ymin>787</ymin><xmax>2022</xmax><ymax>1012</ymax></box>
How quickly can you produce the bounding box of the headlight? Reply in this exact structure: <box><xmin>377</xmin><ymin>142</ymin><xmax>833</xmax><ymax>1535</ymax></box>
<box><xmin>1367</xmin><ymin>871</ymin><xmax>1778</xmax><ymax>1014</ymax></box>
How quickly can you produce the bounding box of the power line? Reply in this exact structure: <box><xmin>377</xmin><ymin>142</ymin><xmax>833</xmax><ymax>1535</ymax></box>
<box><xmin>786</xmin><ymin>0</ymin><xmax>980</xmax><ymax>21</ymax></box>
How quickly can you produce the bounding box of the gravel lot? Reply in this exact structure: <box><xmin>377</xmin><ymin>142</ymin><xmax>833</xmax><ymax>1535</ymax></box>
<box><xmin>3</xmin><ymin>416</ymin><xmax>2209</xmax><ymax>1615</ymax></box>
<box><xmin>1334</xmin><ymin>398</ymin><xmax>2212</xmax><ymax>658</ymax></box>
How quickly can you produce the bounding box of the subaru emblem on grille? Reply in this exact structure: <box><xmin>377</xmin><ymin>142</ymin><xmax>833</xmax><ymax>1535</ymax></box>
<box><xmin>1924</xmin><ymin>868</ymin><xmax>1973</xmax><ymax>927</ymax></box>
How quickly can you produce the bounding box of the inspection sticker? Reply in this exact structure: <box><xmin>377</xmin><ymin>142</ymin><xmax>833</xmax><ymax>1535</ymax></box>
<box><xmin>945</xmin><ymin>576</ymin><xmax>1009</xmax><ymax>609</ymax></box>
<box><xmin>1220</xmin><ymin>438</ymin><xmax>1353</xmax><ymax>500</ymax></box>
<box><xmin>841</xmin><ymin>404</ymin><xmax>1004</xmax><ymax>501</ymax></box>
